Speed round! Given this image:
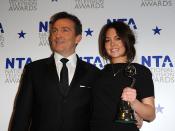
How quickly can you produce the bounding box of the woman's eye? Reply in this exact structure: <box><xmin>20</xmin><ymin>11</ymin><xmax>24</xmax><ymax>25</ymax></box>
<box><xmin>105</xmin><ymin>39</ymin><xmax>110</xmax><ymax>42</ymax></box>
<box><xmin>115</xmin><ymin>37</ymin><xmax>121</xmax><ymax>40</ymax></box>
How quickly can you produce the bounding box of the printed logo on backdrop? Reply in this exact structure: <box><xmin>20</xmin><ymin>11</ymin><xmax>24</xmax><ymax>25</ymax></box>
<box><xmin>9</xmin><ymin>0</ymin><xmax>37</xmax><ymax>11</ymax></box>
<box><xmin>0</xmin><ymin>22</ymin><xmax>5</xmax><ymax>47</ymax></box>
<box><xmin>156</xmin><ymin>104</ymin><xmax>164</xmax><ymax>114</ymax></box>
<box><xmin>141</xmin><ymin>0</ymin><xmax>173</xmax><ymax>7</ymax></box>
<box><xmin>107</xmin><ymin>18</ymin><xmax>137</xmax><ymax>30</ymax></box>
<box><xmin>74</xmin><ymin>0</ymin><xmax>104</xmax><ymax>9</ymax></box>
<box><xmin>80</xmin><ymin>56</ymin><xmax>104</xmax><ymax>69</ymax></box>
<box><xmin>39</xmin><ymin>21</ymin><xmax>49</xmax><ymax>46</ymax></box>
<box><xmin>152</xmin><ymin>26</ymin><xmax>162</xmax><ymax>35</ymax></box>
<box><xmin>5</xmin><ymin>57</ymin><xmax>32</xmax><ymax>83</ymax></box>
<box><xmin>141</xmin><ymin>55</ymin><xmax>175</xmax><ymax>83</ymax></box>
<box><xmin>85</xmin><ymin>28</ymin><xmax>93</xmax><ymax>36</ymax></box>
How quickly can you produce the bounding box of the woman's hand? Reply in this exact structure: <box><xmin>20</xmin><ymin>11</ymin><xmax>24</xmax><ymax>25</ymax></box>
<box><xmin>135</xmin><ymin>113</ymin><xmax>143</xmax><ymax>129</ymax></box>
<box><xmin>121</xmin><ymin>87</ymin><xmax>137</xmax><ymax>104</ymax></box>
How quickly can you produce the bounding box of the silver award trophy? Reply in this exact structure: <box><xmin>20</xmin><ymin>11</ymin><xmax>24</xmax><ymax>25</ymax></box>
<box><xmin>114</xmin><ymin>64</ymin><xmax>137</xmax><ymax>124</ymax></box>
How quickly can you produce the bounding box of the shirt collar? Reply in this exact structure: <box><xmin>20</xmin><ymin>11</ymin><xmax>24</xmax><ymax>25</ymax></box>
<box><xmin>54</xmin><ymin>52</ymin><xmax>77</xmax><ymax>67</ymax></box>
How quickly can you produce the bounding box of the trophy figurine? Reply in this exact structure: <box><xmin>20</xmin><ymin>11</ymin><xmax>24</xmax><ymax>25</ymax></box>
<box><xmin>114</xmin><ymin>64</ymin><xmax>137</xmax><ymax>124</ymax></box>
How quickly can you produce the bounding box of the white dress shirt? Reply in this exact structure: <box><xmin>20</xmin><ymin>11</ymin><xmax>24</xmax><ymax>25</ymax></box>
<box><xmin>54</xmin><ymin>52</ymin><xmax>77</xmax><ymax>85</ymax></box>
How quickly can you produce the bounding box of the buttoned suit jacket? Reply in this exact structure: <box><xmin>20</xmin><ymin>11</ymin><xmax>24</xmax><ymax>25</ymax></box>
<box><xmin>9</xmin><ymin>55</ymin><xmax>100</xmax><ymax>131</ymax></box>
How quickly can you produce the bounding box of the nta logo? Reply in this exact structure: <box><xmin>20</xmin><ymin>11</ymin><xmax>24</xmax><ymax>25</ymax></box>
<box><xmin>6</xmin><ymin>57</ymin><xmax>32</xmax><ymax>69</ymax></box>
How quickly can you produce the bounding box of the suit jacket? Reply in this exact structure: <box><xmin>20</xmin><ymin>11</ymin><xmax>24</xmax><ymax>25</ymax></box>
<box><xmin>9</xmin><ymin>55</ymin><xmax>100</xmax><ymax>131</ymax></box>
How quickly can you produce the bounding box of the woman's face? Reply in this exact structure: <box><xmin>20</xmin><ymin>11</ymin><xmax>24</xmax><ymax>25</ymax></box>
<box><xmin>105</xmin><ymin>28</ymin><xmax>127</xmax><ymax>63</ymax></box>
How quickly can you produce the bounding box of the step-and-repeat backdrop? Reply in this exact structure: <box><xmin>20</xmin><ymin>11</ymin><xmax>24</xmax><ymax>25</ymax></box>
<box><xmin>1</xmin><ymin>0</ymin><xmax>175</xmax><ymax>131</ymax></box>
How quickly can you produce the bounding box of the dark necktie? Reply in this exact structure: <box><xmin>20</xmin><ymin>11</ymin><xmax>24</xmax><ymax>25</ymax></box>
<box><xmin>60</xmin><ymin>58</ymin><xmax>69</xmax><ymax>95</ymax></box>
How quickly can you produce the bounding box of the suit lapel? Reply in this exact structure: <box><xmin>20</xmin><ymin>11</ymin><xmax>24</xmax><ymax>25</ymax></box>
<box><xmin>45</xmin><ymin>55</ymin><xmax>63</xmax><ymax>97</ymax></box>
<box><xmin>64</xmin><ymin>57</ymin><xmax>85</xmax><ymax>97</ymax></box>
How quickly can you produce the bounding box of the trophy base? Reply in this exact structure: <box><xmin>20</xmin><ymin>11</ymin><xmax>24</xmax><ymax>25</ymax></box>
<box><xmin>114</xmin><ymin>119</ymin><xmax>137</xmax><ymax>124</ymax></box>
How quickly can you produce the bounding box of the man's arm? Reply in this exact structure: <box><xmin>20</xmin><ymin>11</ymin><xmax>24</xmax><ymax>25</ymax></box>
<box><xmin>8</xmin><ymin>65</ymin><xmax>33</xmax><ymax>131</ymax></box>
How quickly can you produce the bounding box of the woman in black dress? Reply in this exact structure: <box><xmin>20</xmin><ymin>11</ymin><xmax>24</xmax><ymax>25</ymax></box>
<box><xmin>91</xmin><ymin>21</ymin><xmax>156</xmax><ymax>131</ymax></box>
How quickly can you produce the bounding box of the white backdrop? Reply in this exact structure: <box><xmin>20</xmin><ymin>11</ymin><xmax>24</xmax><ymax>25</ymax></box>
<box><xmin>1</xmin><ymin>0</ymin><xmax>175</xmax><ymax>131</ymax></box>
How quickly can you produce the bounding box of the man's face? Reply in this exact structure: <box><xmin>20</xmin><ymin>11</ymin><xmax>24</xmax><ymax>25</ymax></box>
<box><xmin>50</xmin><ymin>18</ymin><xmax>82</xmax><ymax>57</ymax></box>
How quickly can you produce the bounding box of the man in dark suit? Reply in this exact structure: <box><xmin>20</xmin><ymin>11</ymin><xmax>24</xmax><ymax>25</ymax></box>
<box><xmin>8</xmin><ymin>12</ymin><xmax>100</xmax><ymax>131</ymax></box>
